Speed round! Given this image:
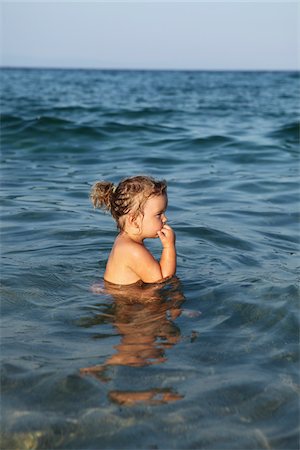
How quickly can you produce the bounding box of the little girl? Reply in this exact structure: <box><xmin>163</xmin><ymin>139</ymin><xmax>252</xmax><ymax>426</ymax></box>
<box><xmin>90</xmin><ymin>175</ymin><xmax>176</xmax><ymax>285</ymax></box>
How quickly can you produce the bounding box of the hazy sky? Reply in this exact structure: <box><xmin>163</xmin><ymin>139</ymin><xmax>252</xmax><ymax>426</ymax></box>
<box><xmin>1</xmin><ymin>1</ymin><xmax>299</xmax><ymax>70</ymax></box>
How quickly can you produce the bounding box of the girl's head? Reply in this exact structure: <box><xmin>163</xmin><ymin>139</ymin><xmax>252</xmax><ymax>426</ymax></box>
<box><xmin>90</xmin><ymin>175</ymin><xmax>167</xmax><ymax>231</ymax></box>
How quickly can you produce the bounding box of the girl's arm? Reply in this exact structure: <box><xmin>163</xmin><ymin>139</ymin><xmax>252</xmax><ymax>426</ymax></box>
<box><xmin>129</xmin><ymin>225</ymin><xmax>176</xmax><ymax>283</ymax></box>
<box><xmin>157</xmin><ymin>224</ymin><xmax>176</xmax><ymax>278</ymax></box>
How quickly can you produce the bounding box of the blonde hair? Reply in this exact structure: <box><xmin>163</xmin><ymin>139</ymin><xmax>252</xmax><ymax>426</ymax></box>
<box><xmin>90</xmin><ymin>175</ymin><xmax>167</xmax><ymax>230</ymax></box>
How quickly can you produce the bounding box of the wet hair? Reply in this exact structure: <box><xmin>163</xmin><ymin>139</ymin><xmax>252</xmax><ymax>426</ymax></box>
<box><xmin>90</xmin><ymin>175</ymin><xmax>167</xmax><ymax>230</ymax></box>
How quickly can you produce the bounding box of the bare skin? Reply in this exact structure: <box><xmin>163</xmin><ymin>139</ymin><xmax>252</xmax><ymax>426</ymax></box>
<box><xmin>104</xmin><ymin>194</ymin><xmax>176</xmax><ymax>285</ymax></box>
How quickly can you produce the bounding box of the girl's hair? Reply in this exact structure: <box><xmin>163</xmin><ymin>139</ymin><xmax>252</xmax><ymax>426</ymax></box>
<box><xmin>90</xmin><ymin>175</ymin><xmax>167</xmax><ymax>230</ymax></box>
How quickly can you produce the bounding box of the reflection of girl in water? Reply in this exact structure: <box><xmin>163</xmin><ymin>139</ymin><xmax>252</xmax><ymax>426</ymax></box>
<box><xmin>81</xmin><ymin>278</ymin><xmax>185</xmax><ymax>405</ymax></box>
<box><xmin>90</xmin><ymin>175</ymin><xmax>176</xmax><ymax>285</ymax></box>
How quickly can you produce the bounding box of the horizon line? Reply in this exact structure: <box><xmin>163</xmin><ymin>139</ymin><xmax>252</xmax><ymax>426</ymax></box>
<box><xmin>1</xmin><ymin>65</ymin><xmax>299</xmax><ymax>73</ymax></box>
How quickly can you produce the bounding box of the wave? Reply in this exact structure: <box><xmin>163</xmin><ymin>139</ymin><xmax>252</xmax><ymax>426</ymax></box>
<box><xmin>268</xmin><ymin>121</ymin><xmax>300</xmax><ymax>144</ymax></box>
<box><xmin>1</xmin><ymin>114</ymin><xmax>108</xmax><ymax>140</ymax></box>
<box><xmin>104</xmin><ymin>106</ymin><xmax>177</xmax><ymax>118</ymax></box>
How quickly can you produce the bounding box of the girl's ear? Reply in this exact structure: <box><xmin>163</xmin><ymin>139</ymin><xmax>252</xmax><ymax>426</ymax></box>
<box><xmin>128</xmin><ymin>213</ymin><xmax>142</xmax><ymax>233</ymax></box>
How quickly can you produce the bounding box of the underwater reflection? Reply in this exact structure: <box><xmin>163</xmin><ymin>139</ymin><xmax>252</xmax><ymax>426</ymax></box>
<box><xmin>81</xmin><ymin>277</ymin><xmax>185</xmax><ymax>405</ymax></box>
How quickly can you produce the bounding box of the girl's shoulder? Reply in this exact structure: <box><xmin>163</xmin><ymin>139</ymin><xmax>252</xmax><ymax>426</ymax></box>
<box><xmin>112</xmin><ymin>233</ymin><xmax>140</xmax><ymax>256</ymax></box>
<box><xmin>113</xmin><ymin>234</ymin><xmax>152</xmax><ymax>260</ymax></box>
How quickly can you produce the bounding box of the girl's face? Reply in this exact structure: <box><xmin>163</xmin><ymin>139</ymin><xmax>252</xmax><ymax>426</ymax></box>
<box><xmin>140</xmin><ymin>194</ymin><xmax>168</xmax><ymax>238</ymax></box>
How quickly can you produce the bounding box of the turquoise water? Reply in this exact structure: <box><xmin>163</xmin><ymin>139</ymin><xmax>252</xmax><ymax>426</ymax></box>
<box><xmin>1</xmin><ymin>68</ymin><xmax>299</xmax><ymax>449</ymax></box>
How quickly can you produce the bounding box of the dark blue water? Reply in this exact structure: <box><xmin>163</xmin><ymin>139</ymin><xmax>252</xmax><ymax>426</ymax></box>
<box><xmin>1</xmin><ymin>68</ymin><xmax>299</xmax><ymax>450</ymax></box>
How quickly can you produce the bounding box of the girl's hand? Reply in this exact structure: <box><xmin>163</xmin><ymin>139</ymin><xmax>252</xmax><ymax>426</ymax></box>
<box><xmin>157</xmin><ymin>224</ymin><xmax>176</xmax><ymax>248</ymax></box>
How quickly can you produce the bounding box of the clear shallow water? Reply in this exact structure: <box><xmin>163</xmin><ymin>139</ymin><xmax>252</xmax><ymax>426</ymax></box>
<box><xmin>1</xmin><ymin>68</ymin><xmax>299</xmax><ymax>449</ymax></box>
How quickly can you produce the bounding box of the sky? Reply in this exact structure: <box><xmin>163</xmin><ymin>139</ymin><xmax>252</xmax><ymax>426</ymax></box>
<box><xmin>0</xmin><ymin>1</ymin><xmax>299</xmax><ymax>70</ymax></box>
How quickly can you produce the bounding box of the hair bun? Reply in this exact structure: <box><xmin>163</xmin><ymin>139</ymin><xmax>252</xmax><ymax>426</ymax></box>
<box><xmin>90</xmin><ymin>181</ymin><xmax>115</xmax><ymax>210</ymax></box>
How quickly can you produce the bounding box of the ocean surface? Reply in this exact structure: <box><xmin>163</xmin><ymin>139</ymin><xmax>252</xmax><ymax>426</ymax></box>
<box><xmin>1</xmin><ymin>68</ymin><xmax>299</xmax><ymax>450</ymax></box>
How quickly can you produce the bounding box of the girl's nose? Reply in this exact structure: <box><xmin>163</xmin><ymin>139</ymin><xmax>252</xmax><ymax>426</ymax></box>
<box><xmin>162</xmin><ymin>214</ymin><xmax>167</xmax><ymax>223</ymax></box>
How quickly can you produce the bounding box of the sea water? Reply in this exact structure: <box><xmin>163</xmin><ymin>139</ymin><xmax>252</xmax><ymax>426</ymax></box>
<box><xmin>1</xmin><ymin>68</ymin><xmax>299</xmax><ymax>449</ymax></box>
